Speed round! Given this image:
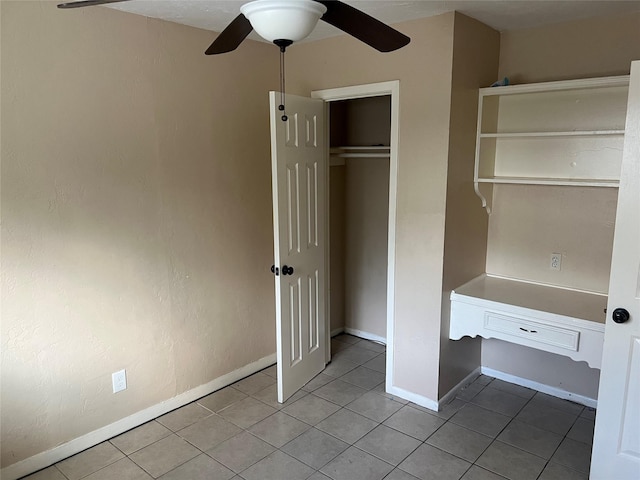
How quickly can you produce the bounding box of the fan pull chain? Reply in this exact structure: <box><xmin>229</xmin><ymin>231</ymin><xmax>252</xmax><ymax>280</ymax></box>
<box><xmin>279</xmin><ymin>47</ymin><xmax>287</xmax><ymax>122</ymax></box>
<box><xmin>273</xmin><ymin>40</ymin><xmax>292</xmax><ymax>122</ymax></box>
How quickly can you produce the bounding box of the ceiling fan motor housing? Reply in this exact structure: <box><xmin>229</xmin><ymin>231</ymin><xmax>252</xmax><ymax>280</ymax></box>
<box><xmin>240</xmin><ymin>0</ymin><xmax>327</xmax><ymax>43</ymax></box>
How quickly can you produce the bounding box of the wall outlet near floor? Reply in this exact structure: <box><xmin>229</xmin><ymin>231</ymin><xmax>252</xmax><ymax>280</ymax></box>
<box><xmin>550</xmin><ymin>253</ymin><xmax>562</xmax><ymax>271</ymax></box>
<box><xmin>112</xmin><ymin>369</ymin><xmax>127</xmax><ymax>393</ymax></box>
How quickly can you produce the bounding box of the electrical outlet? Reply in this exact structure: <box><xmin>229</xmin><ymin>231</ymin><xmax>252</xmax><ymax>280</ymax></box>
<box><xmin>550</xmin><ymin>253</ymin><xmax>562</xmax><ymax>271</ymax></box>
<box><xmin>112</xmin><ymin>369</ymin><xmax>127</xmax><ymax>393</ymax></box>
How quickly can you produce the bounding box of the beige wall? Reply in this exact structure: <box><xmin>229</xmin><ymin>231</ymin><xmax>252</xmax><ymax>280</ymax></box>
<box><xmin>486</xmin><ymin>185</ymin><xmax>618</xmax><ymax>293</ymax></box>
<box><xmin>482</xmin><ymin>11</ymin><xmax>640</xmax><ymax>399</ymax></box>
<box><xmin>329</xmin><ymin>96</ymin><xmax>392</xmax><ymax>147</ymax></box>
<box><xmin>329</xmin><ymin>166</ymin><xmax>346</xmax><ymax>333</ymax></box>
<box><xmin>499</xmin><ymin>11</ymin><xmax>640</xmax><ymax>84</ymax></box>
<box><xmin>288</xmin><ymin>13</ymin><xmax>457</xmax><ymax>401</ymax></box>
<box><xmin>344</xmin><ymin>157</ymin><xmax>390</xmax><ymax>339</ymax></box>
<box><xmin>482</xmin><ymin>339</ymin><xmax>603</xmax><ymax>398</ymax></box>
<box><xmin>1</xmin><ymin>1</ymin><xmax>278</xmax><ymax>468</ymax></box>
<box><xmin>439</xmin><ymin>14</ymin><xmax>500</xmax><ymax>396</ymax></box>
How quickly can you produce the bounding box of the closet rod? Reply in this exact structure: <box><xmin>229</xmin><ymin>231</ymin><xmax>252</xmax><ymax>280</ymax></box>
<box><xmin>331</xmin><ymin>146</ymin><xmax>390</xmax><ymax>150</ymax></box>
<box><xmin>331</xmin><ymin>153</ymin><xmax>390</xmax><ymax>158</ymax></box>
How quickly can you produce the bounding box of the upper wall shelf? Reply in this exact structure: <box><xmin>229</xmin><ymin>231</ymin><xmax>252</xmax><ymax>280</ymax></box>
<box><xmin>479</xmin><ymin>130</ymin><xmax>625</xmax><ymax>138</ymax></box>
<box><xmin>474</xmin><ymin>75</ymin><xmax>630</xmax><ymax>213</ymax></box>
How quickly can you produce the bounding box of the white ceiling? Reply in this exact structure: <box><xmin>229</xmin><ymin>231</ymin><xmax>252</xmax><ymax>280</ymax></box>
<box><xmin>106</xmin><ymin>0</ymin><xmax>640</xmax><ymax>44</ymax></box>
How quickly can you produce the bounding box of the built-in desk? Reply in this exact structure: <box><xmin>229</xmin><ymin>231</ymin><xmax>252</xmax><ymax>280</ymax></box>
<box><xmin>449</xmin><ymin>275</ymin><xmax>606</xmax><ymax>369</ymax></box>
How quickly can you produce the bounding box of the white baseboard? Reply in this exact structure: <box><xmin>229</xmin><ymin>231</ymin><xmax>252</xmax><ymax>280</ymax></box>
<box><xmin>386</xmin><ymin>382</ymin><xmax>439</xmax><ymax>412</ymax></box>
<box><xmin>2</xmin><ymin>353</ymin><xmax>277</xmax><ymax>480</ymax></box>
<box><xmin>438</xmin><ymin>367</ymin><xmax>482</xmax><ymax>408</ymax></box>
<box><xmin>331</xmin><ymin>327</ymin><xmax>345</xmax><ymax>337</ymax></box>
<box><xmin>344</xmin><ymin>327</ymin><xmax>386</xmax><ymax>345</ymax></box>
<box><xmin>481</xmin><ymin>367</ymin><xmax>598</xmax><ymax>408</ymax></box>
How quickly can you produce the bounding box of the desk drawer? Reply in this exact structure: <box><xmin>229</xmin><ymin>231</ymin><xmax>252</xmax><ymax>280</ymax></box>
<box><xmin>484</xmin><ymin>312</ymin><xmax>580</xmax><ymax>351</ymax></box>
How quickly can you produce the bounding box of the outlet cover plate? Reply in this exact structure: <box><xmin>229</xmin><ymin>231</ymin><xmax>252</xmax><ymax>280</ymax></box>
<box><xmin>112</xmin><ymin>369</ymin><xmax>127</xmax><ymax>393</ymax></box>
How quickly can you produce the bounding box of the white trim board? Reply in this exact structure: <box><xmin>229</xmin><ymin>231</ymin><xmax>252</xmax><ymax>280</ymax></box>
<box><xmin>344</xmin><ymin>327</ymin><xmax>386</xmax><ymax>345</ymax></box>
<box><xmin>438</xmin><ymin>367</ymin><xmax>482</xmax><ymax>408</ymax></box>
<box><xmin>331</xmin><ymin>327</ymin><xmax>345</xmax><ymax>337</ymax></box>
<box><xmin>481</xmin><ymin>367</ymin><xmax>598</xmax><ymax>408</ymax></box>
<box><xmin>436</xmin><ymin>366</ymin><xmax>596</xmax><ymax>411</ymax></box>
<box><xmin>1</xmin><ymin>353</ymin><xmax>277</xmax><ymax>480</ymax></box>
<box><xmin>331</xmin><ymin>328</ymin><xmax>386</xmax><ymax>345</ymax></box>
<box><xmin>387</xmin><ymin>384</ymin><xmax>439</xmax><ymax>411</ymax></box>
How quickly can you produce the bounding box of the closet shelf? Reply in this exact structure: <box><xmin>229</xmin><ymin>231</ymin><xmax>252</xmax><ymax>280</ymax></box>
<box><xmin>332</xmin><ymin>153</ymin><xmax>390</xmax><ymax>158</ymax></box>
<box><xmin>330</xmin><ymin>146</ymin><xmax>390</xmax><ymax>160</ymax></box>
<box><xmin>331</xmin><ymin>146</ymin><xmax>390</xmax><ymax>150</ymax></box>
<box><xmin>479</xmin><ymin>74</ymin><xmax>629</xmax><ymax>96</ymax></box>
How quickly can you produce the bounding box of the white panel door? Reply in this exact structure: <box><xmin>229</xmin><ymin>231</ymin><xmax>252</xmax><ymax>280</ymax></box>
<box><xmin>270</xmin><ymin>92</ymin><xmax>326</xmax><ymax>403</ymax></box>
<box><xmin>591</xmin><ymin>60</ymin><xmax>640</xmax><ymax>479</ymax></box>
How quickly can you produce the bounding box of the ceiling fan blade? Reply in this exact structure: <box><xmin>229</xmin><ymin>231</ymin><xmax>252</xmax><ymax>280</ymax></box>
<box><xmin>205</xmin><ymin>13</ymin><xmax>253</xmax><ymax>55</ymax></box>
<box><xmin>57</xmin><ymin>0</ymin><xmax>130</xmax><ymax>9</ymax></box>
<box><xmin>315</xmin><ymin>0</ymin><xmax>410</xmax><ymax>52</ymax></box>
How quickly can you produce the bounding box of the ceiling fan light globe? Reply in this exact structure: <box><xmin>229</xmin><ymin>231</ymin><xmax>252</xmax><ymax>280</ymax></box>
<box><xmin>240</xmin><ymin>0</ymin><xmax>327</xmax><ymax>43</ymax></box>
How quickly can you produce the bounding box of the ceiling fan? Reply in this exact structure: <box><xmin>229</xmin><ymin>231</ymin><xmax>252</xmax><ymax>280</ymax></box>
<box><xmin>57</xmin><ymin>0</ymin><xmax>411</xmax><ymax>55</ymax></box>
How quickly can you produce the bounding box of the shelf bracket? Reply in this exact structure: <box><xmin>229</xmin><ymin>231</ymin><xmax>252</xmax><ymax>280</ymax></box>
<box><xmin>474</xmin><ymin>181</ymin><xmax>493</xmax><ymax>214</ymax></box>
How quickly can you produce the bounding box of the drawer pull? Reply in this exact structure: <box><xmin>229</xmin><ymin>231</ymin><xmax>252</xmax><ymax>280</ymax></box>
<box><xmin>519</xmin><ymin>327</ymin><xmax>538</xmax><ymax>333</ymax></box>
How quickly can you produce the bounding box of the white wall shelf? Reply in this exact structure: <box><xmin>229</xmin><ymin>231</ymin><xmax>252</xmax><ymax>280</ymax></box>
<box><xmin>476</xmin><ymin>177</ymin><xmax>620</xmax><ymax>187</ymax></box>
<box><xmin>474</xmin><ymin>75</ymin><xmax>629</xmax><ymax>213</ymax></box>
<box><xmin>450</xmin><ymin>275</ymin><xmax>606</xmax><ymax>369</ymax></box>
<box><xmin>480</xmin><ymin>130</ymin><xmax>625</xmax><ymax>138</ymax></box>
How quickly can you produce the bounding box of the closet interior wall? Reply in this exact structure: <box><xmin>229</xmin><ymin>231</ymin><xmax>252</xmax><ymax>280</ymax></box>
<box><xmin>329</xmin><ymin>96</ymin><xmax>391</xmax><ymax>341</ymax></box>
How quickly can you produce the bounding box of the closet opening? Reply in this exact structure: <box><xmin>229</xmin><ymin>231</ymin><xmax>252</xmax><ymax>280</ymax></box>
<box><xmin>328</xmin><ymin>95</ymin><xmax>391</xmax><ymax>345</ymax></box>
<box><xmin>312</xmin><ymin>80</ymin><xmax>400</xmax><ymax>391</ymax></box>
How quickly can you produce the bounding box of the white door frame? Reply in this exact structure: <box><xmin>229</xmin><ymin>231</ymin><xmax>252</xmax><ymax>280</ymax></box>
<box><xmin>311</xmin><ymin>80</ymin><xmax>400</xmax><ymax>392</ymax></box>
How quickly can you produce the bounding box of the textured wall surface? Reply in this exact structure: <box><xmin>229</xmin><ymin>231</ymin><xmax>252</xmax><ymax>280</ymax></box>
<box><xmin>344</xmin><ymin>156</ymin><xmax>390</xmax><ymax>339</ymax></box>
<box><xmin>498</xmin><ymin>11</ymin><xmax>640</xmax><ymax>84</ymax></box>
<box><xmin>439</xmin><ymin>13</ymin><xmax>500</xmax><ymax>397</ymax></box>
<box><xmin>486</xmin><ymin>185</ymin><xmax>619</xmax><ymax>293</ymax></box>
<box><xmin>329</xmin><ymin>166</ymin><xmax>346</xmax><ymax>333</ymax></box>
<box><xmin>1</xmin><ymin>1</ymin><xmax>278</xmax><ymax>468</ymax></box>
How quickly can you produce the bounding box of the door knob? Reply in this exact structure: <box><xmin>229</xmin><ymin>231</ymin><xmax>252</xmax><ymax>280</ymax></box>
<box><xmin>282</xmin><ymin>265</ymin><xmax>294</xmax><ymax>275</ymax></box>
<box><xmin>612</xmin><ymin>308</ymin><xmax>630</xmax><ymax>324</ymax></box>
<box><xmin>271</xmin><ymin>265</ymin><xmax>279</xmax><ymax>276</ymax></box>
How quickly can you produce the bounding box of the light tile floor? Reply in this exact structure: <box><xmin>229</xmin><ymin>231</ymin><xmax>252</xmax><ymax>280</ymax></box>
<box><xmin>23</xmin><ymin>334</ymin><xmax>595</xmax><ymax>480</ymax></box>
